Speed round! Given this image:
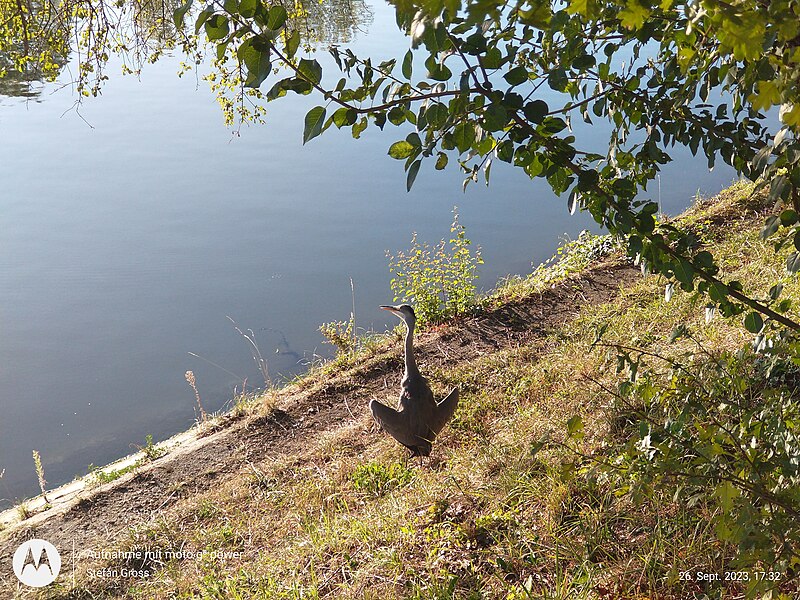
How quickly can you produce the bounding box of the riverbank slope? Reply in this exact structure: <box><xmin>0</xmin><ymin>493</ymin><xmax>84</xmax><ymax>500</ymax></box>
<box><xmin>2</xmin><ymin>181</ymin><xmax>798</xmax><ymax>599</ymax></box>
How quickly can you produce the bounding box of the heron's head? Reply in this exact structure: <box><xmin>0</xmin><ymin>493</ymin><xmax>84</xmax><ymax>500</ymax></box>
<box><xmin>380</xmin><ymin>304</ymin><xmax>416</xmax><ymax>326</ymax></box>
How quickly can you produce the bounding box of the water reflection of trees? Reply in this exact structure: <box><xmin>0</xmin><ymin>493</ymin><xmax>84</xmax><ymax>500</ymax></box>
<box><xmin>0</xmin><ymin>0</ymin><xmax>372</xmax><ymax>99</ymax></box>
<box><xmin>287</xmin><ymin>0</ymin><xmax>372</xmax><ymax>47</ymax></box>
<box><xmin>0</xmin><ymin>0</ymin><xmax>69</xmax><ymax>97</ymax></box>
<box><xmin>0</xmin><ymin>0</ymin><xmax>184</xmax><ymax>97</ymax></box>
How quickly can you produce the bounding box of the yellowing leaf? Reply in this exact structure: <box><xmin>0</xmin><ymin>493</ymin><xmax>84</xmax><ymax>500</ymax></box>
<box><xmin>567</xmin><ymin>0</ymin><xmax>599</xmax><ymax>18</ymax></box>
<box><xmin>717</xmin><ymin>18</ymin><xmax>765</xmax><ymax>61</ymax></box>
<box><xmin>677</xmin><ymin>45</ymin><xmax>696</xmax><ymax>72</ymax></box>
<box><xmin>777</xmin><ymin>17</ymin><xmax>800</xmax><ymax>43</ymax></box>
<box><xmin>618</xmin><ymin>1</ymin><xmax>651</xmax><ymax>29</ymax></box>
<box><xmin>519</xmin><ymin>3</ymin><xmax>552</xmax><ymax>27</ymax></box>
<box><xmin>780</xmin><ymin>103</ymin><xmax>800</xmax><ymax>128</ymax></box>
<box><xmin>714</xmin><ymin>481</ymin><xmax>740</xmax><ymax>512</ymax></box>
<box><xmin>388</xmin><ymin>140</ymin><xmax>415</xmax><ymax>159</ymax></box>
<box><xmin>749</xmin><ymin>80</ymin><xmax>781</xmax><ymax>112</ymax></box>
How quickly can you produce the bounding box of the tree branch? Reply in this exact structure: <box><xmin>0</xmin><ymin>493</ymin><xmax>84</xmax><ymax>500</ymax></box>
<box><xmin>268</xmin><ymin>40</ymin><xmax>480</xmax><ymax>115</ymax></box>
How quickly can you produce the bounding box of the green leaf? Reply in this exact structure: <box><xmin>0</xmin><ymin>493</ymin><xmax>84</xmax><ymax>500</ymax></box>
<box><xmin>266</xmin><ymin>5</ymin><xmax>288</xmax><ymax>30</ymax></box>
<box><xmin>204</xmin><ymin>14</ymin><xmax>230</xmax><ymax>41</ymax></box>
<box><xmin>496</xmin><ymin>140</ymin><xmax>513</xmax><ymax>162</ymax></box>
<box><xmin>558</xmin><ymin>460</ymin><xmax>577</xmax><ymax>481</ymax></box>
<box><xmin>566</xmin><ymin>415</ymin><xmax>584</xmax><ymax>440</ymax></box>
<box><xmin>547</xmin><ymin>69</ymin><xmax>569</xmax><ymax>92</ymax></box>
<box><xmin>780</xmin><ymin>209</ymin><xmax>798</xmax><ymax>226</ymax></box>
<box><xmin>760</xmin><ymin>215</ymin><xmax>780</xmax><ymax>240</ymax></box>
<box><xmin>351</xmin><ymin>117</ymin><xmax>368</xmax><ymax>139</ymax></box>
<box><xmin>463</xmin><ymin>32</ymin><xmax>487</xmax><ymax>55</ymax></box>
<box><xmin>238</xmin><ymin>40</ymin><xmax>271</xmax><ymax>88</ymax></box>
<box><xmin>173</xmin><ymin>0</ymin><xmax>193</xmax><ymax>29</ymax></box>
<box><xmin>523</xmin><ymin>100</ymin><xmax>548</xmax><ymax>124</ymax></box>
<box><xmin>476</xmin><ymin>134</ymin><xmax>494</xmax><ymax>156</ymax></box>
<box><xmin>281</xmin><ymin>77</ymin><xmax>312</xmax><ymax>95</ymax></box>
<box><xmin>443</xmin><ymin>0</ymin><xmax>459</xmax><ymax>17</ymax></box>
<box><xmin>524</xmin><ymin>155</ymin><xmax>543</xmax><ymax>178</ymax></box>
<box><xmin>453</xmin><ymin>122</ymin><xmax>476</xmax><ymax>153</ymax></box>
<box><xmin>769</xmin><ymin>175</ymin><xmax>789</xmax><ymax>205</ymax></box>
<box><xmin>284</xmin><ymin>30</ymin><xmax>301</xmax><ymax>59</ymax></box>
<box><xmin>714</xmin><ymin>481</ymin><xmax>740</xmax><ymax>512</ymax></box>
<box><xmin>718</xmin><ymin>19</ymin><xmax>766</xmax><ymax>61</ymax></box>
<box><xmin>576</xmin><ymin>169</ymin><xmax>599</xmax><ymax>192</ymax></box>
<box><xmin>519</xmin><ymin>3</ymin><xmax>552</xmax><ymax>26</ymax></box>
<box><xmin>216</xmin><ymin>40</ymin><xmax>229</xmax><ymax>61</ymax></box>
<box><xmin>402</xmin><ymin>50</ymin><xmax>413</xmax><ymax>79</ymax></box>
<box><xmin>694</xmin><ymin>250</ymin><xmax>715</xmax><ymax>269</ymax></box>
<box><xmin>529</xmin><ymin>438</ymin><xmax>547</xmax><ymax>457</ymax></box>
<box><xmin>481</xmin><ymin>48</ymin><xmax>502</xmax><ymax>69</ymax></box>
<box><xmin>265</xmin><ymin>79</ymin><xmax>286</xmax><ymax>100</ymax></box>
<box><xmin>435</xmin><ymin>152</ymin><xmax>448</xmax><ymax>170</ymax></box>
<box><xmin>303</xmin><ymin>106</ymin><xmax>326</xmax><ymax>144</ymax></box>
<box><xmin>715</xmin><ymin>517</ymin><xmax>735</xmax><ymax>542</ymax></box>
<box><xmin>743</xmin><ymin>311</ymin><xmax>764</xmax><ymax>333</ymax></box>
<box><xmin>672</xmin><ymin>259</ymin><xmax>694</xmax><ymax>287</ymax></box>
<box><xmin>572</xmin><ymin>53</ymin><xmax>596</xmax><ymax>70</ymax></box>
<box><xmin>482</xmin><ymin>104</ymin><xmax>508</xmax><ymax>132</ymax></box>
<box><xmin>194</xmin><ymin>8</ymin><xmax>213</xmax><ymax>34</ymax></box>
<box><xmin>424</xmin><ymin>103</ymin><xmax>448</xmax><ymax>128</ymax></box>
<box><xmin>504</xmin><ymin>66</ymin><xmax>528</xmax><ymax>86</ymax></box>
<box><xmin>298</xmin><ymin>58</ymin><xmax>322</xmax><ymax>85</ymax></box>
<box><xmin>406</xmin><ymin>159</ymin><xmax>421</xmax><ymax>192</ymax></box>
<box><xmin>425</xmin><ymin>56</ymin><xmax>452</xmax><ymax>81</ymax></box>
<box><xmin>388</xmin><ymin>107</ymin><xmax>406</xmax><ymax>126</ymax></box>
<box><xmin>238</xmin><ymin>0</ymin><xmax>256</xmax><ymax>18</ymax></box>
<box><xmin>388</xmin><ymin>140</ymin><xmax>416</xmax><ymax>159</ymax></box>
<box><xmin>540</xmin><ymin>116</ymin><xmax>567</xmax><ymax>135</ymax></box>
<box><xmin>332</xmin><ymin>107</ymin><xmax>357</xmax><ymax>128</ymax></box>
<box><xmin>787</xmin><ymin>252</ymin><xmax>800</xmax><ymax>273</ymax></box>
<box><xmin>751</xmin><ymin>145</ymin><xmax>772</xmax><ymax>174</ymax></box>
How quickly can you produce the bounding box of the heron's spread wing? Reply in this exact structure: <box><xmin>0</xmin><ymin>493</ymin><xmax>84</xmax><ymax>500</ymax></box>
<box><xmin>430</xmin><ymin>387</ymin><xmax>459</xmax><ymax>435</ymax></box>
<box><xmin>369</xmin><ymin>399</ymin><xmax>420</xmax><ymax>448</ymax></box>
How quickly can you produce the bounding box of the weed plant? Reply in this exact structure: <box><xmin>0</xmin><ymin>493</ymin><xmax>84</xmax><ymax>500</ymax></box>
<box><xmin>32</xmin><ymin>450</ymin><xmax>48</xmax><ymax>503</ymax></box>
<box><xmin>387</xmin><ymin>209</ymin><xmax>483</xmax><ymax>326</ymax></box>
<box><xmin>184</xmin><ymin>370</ymin><xmax>207</xmax><ymax>423</ymax></box>
<box><xmin>319</xmin><ymin>315</ymin><xmax>356</xmax><ymax>354</ymax></box>
<box><xmin>350</xmin><ymin>462</ymin><xmax>414</xmax><ymax>497</ymax></box>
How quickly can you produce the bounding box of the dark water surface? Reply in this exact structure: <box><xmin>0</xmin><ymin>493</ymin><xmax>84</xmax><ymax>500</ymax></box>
<box><xmin>0</xmin><ymin>2</ymin><xmax>737</xmax><ymax>504</ymax></box>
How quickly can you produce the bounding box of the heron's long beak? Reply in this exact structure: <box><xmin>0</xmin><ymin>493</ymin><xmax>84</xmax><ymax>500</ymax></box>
<box><xmin>379</xmin><ymin>305</ymin><xmax>401</xmax><ymax>314</ymax></box>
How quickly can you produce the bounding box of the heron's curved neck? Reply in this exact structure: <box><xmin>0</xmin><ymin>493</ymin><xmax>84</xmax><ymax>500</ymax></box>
<box><xmin>403</xmin><ymin>319</ymin><xmax>419</xmax><ymax>378</ymax></box>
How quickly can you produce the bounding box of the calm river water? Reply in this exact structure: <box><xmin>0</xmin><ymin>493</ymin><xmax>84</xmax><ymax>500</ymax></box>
<box><xmin>0</xmin><ymin>1</ymin><xmax>737</xmax><ymax>504</ymax></box>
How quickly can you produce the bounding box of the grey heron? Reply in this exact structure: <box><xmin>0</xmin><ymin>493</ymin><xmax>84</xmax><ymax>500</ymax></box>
<box><xmin>369</xmin><ymin>304</ymin><xmax>459</xmax><ymax>456</ymax></box>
